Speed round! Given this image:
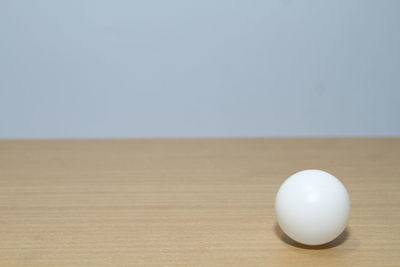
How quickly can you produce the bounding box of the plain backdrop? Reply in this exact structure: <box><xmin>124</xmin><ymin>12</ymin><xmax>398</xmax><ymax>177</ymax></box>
<box><xmin>1</xmin><ymin>0</ymin><xmax>399</xmax><ymax>138</ymax></box>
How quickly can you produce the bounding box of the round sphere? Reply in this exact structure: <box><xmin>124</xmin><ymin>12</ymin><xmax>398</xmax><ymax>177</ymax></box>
<box><xmin>275</xmin><ymin>169</ymin><xmax>350</xmax><ymax>246</ymax></box>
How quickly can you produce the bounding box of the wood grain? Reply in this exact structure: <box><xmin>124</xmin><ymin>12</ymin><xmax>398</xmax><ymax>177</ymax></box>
<box><xmin>0</xmin><ymin>138</ymin><xmax>399</xmax><ymax>266</ymax></box>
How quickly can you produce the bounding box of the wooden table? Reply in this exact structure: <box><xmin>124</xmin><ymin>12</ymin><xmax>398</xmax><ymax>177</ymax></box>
<box><xmin>0</xmin><ymin>139</ymin><xmax>399</xmax><ymax>266</ymax></box>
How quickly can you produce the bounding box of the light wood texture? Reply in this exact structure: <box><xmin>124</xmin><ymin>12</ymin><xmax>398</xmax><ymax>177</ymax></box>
<box><xmin>0</xmin><ymin>138</ymin><xmax>399</xmax><ymax>266</ymax></box>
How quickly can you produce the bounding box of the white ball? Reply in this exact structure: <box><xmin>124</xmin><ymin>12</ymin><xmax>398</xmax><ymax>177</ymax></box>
<box><xmin>275</xmin><ymin>170</ymin><xmax>350</xmax><ymax>246</ymax></box>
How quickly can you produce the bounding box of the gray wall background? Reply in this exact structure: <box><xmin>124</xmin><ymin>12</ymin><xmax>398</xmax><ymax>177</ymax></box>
<box><xmin>1</xmin><ymin>0</ymin><xmax>399</xmax><ymax>138</ymax></box>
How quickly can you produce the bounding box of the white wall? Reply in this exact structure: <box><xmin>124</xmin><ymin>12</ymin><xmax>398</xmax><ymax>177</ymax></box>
<box><xmin>1</xmin><ymin>0</ymin><xmax>399</xmax><ymax>138</ymax></box>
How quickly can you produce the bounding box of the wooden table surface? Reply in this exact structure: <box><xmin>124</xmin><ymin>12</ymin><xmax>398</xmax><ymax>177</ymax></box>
<box><xmin>0</xmin><ymin>138</ymin><xmax>399</xmax><ymax>266</ymax></box>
